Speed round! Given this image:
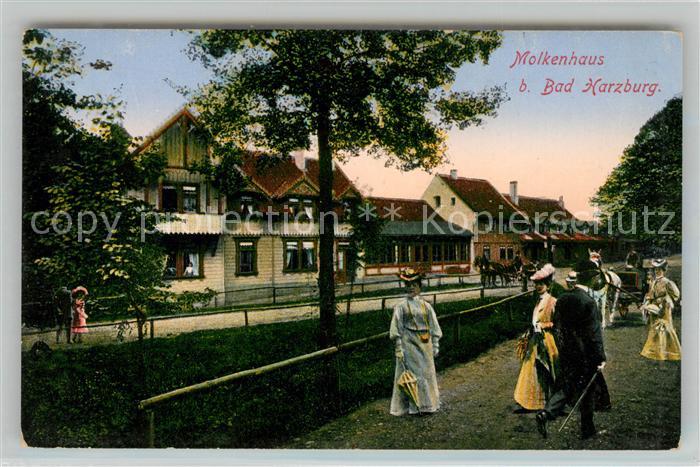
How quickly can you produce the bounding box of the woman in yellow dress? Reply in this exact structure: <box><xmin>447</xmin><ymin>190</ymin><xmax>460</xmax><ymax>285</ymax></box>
<box><xmin>641</xmin><ymin>258</ymin><xmax>681</xmax><ymax>361</ymax></box>
<box><xmin>514</xmin><ymin>263</ymin><xmax>559</xmax><ymax>411</ymax></box>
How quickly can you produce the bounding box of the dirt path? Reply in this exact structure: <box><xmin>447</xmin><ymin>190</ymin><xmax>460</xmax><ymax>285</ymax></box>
<box><xmin>286</xmin><ymin>312</ymin><xmax>681</xmax><ymax>450</ymax></box>
<box><xmin>285</xmin><ymin>258</ymin><xmax>682</xmax><ymax>450</ymax></box>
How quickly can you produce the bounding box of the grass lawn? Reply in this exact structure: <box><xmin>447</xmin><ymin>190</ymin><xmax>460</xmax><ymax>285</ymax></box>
<box><xmin>22</xmin><ymin>292</ymin><xmax>536</xmax><ymax>448</ymax></box>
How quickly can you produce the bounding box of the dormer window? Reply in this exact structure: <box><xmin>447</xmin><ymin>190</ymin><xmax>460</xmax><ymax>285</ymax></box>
<box><xmin>303</xmin><ymin>199</ymin><xmax>314</xmax><ymax>219</ymax></box>
<box><xmin>286</xmin><ymin>198</ymin><xmax>299</xmax><ymax>217</ymax></box>
<box><xmin>239</xmin><ymin>196</ymin><xmax>256</xmax><ymax>216</ymax></box>
<box><xmin>434</xmin><ymin>196</ymin><xmax>441</xmax><ymax>207</ymax></box>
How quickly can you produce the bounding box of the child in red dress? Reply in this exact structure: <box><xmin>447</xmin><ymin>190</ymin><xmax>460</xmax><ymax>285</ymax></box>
<box><xmin>70</xmin><ymin>286</ymin><xmax>89</xmax><ymax>343</ymax></box>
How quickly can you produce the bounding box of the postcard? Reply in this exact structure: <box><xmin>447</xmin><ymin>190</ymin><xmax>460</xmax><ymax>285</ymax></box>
<box><xmin>20</xmin><ymin>29</ymin><xmax>682</xmax><ymax>451</ymax></box>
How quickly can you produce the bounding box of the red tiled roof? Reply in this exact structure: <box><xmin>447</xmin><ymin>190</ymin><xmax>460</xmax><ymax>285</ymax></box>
<box><xmin>439</xmin><ymin>175</ymin><xmax>523</xmax><ymax>218</ymax></box>
<box><xmin>367</xmin><ymin>197</ymin><xmax>445</xmax><ymax>222</ymax></box>
<box><xmin>503</xmin><ymin>194</ymin><xmax>576</xmax><ymax>220</ymax></box>
<box><xmin>239</xmin><ymin>153</ymin><xmax>361</xmax><ymax>200</ymax></box>
<box><xmin>304</xmin><ymin>159</ymin><xmax>358</xmax><ymax>198</ymax></box>
<box><xmin>239</xmin><ymin>153</ymin><xmax>305</xmax><ymax>198</ymax></box>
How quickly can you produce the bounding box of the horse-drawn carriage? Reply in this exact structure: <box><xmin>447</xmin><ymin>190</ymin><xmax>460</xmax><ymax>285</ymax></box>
<box><xmin>612</xmin><ymin>267</ymin><xmax>650</xmax><ymax>318</ymax></box>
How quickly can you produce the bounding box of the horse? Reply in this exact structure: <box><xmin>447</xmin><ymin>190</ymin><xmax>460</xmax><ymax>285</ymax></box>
<box><xmin>474</xmin><ymin>255</ymin><xmax>501</xmax><ymax>288</ymax></box>
<box><xmin>588</xmin><ymin>249</ymin><xmax>622</xmax><ymax>329</ymax></box>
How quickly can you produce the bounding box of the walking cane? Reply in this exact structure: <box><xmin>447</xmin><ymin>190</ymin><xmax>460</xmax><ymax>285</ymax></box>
<box><xmin>558</xmin><ymin>368</ymin><xmax>602</xmax><ymax>433</ymax></box>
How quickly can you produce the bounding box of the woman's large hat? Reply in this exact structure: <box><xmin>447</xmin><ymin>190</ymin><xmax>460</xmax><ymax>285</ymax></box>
<box><xmin>71</xmin><ymin>286</ymin><xmax>89</xmax><ymax>297</ymax></box>
<box><xmin>530</xmin><ymin>263</ymin><xmax>555</xmax><ymax>282</ymax></box>
<box><xmin>398</xmin><ymin>267</ymin><xmax>424</xmax><ymax>283</ymax></box>
<box><xmin>651</xmin><ymin>258</ymin><xmax>668</xmax><ymax>269</ymax></box>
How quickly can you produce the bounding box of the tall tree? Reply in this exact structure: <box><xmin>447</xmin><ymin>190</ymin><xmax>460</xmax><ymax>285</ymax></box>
<box><xmin>592</xmin><ymin>97</ymin><xmax>682</xmax><ymax>250</ymax></box>
<box><xmin>187</xmin><ymin>30</ymin><xmax>506</xmax><ymax>348</ymax></box>
<box><xmin>22</xmin><ymin>29</ymin><xmax>175</xmax><ymax>333</ymax></box>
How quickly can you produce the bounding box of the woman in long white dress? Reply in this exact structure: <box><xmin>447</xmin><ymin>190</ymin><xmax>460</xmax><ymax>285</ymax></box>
<box><xmin>389</xmin><ymin>268</ymin><xmax>443</xmax><ymax>416</ymax></box>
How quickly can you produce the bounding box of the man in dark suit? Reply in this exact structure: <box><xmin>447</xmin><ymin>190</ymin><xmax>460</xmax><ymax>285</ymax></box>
<box><xmin>536</xmin><ymin>263</ymin><xmax>609</xmax><ymax>440</ymax></box>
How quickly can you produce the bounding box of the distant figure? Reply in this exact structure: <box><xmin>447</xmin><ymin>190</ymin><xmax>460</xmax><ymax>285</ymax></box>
<box><xmin>70</xmin><ymin>286</ymin><xmax>89</xmax><ymax>343</ymax></box>
<box><xmin>640</xmin><ymin>258</ymin><xmax>681</xmax><ymax>361</ymax></box>
<box><xmin>625</xmin><ymin>247</ymin><xmax>641</xmax><ymax>270</ymax></box>
<box><xmin>54</xmin><ymin>286</ymin><xmax>73</xmax><ymax>344</ymax></box>
<box><xmin>389</xmin><ymin>268</ymin><xmax>442</xmax><ymax>416</ymax></box>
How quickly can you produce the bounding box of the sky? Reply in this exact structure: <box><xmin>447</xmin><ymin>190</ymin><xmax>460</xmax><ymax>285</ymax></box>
<box><xmin>48</xmin><ymin>30</ymin><xmax>682</xmax><ymax>219</ymax></box>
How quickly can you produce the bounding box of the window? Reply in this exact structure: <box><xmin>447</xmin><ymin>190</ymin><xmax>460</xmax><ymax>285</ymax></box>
<box><xmin>399</xmin><ymin>244</ymin><xmax>411</xmax><ymax>263</ymax></box>
<box><xmin>163</xmin><ymin>246</ymin><xmax>203</xmax><ymax>279</ymax></box>
<box><xmin>284</xmin><ymin>239</ymin><xmax>317</xmax><ymax>272</ymax></box>
<box><xmin>432</xmin><ymin>242</ymin><xmax>443</xmax><ymax>262</ymax></box>
<box><xmin>434</xmin><ymin>196</ymin><xmax>441</xmax><ymax>207</ymax></box>
<box><xmin>483</xmin><ymin>245</ymin><xmax>491</xmax><ymax>260</ymax></box>
<box><xmin>237</xmin><ymin>240</ymin><xmax>257</xmax><ymax>275</ymax></box>
<box><xmin>162</xmin><ymin>185</ymin><xmax>178</xmax><ymax>212</ymax></box>
<box><xmin>382</xmin><ymin>242</ymin><xmax>396</xmax><ymax>264</ymax></box>
<box><xmin>160</xmin><ymin>184</ymin><xmax>199</xmax><ymax>213</ymax></box>
<box><xmin>459</xmin><ymin>242</ymin><xmax>469</xmax><ymax>261</ymax></box>
<box><xmin>239</xmin><ymin>196</ymin><xmax>256</xmax><ymax>216</ymax></box>
<box><xmin>451</xmin><ymin>197</ymin><xmax>456</xmax><ymax>206</ymax></box>
<box><xmin>507</xmin><ymin>247</ymin><xmax>514</xmax><ymax>260</ymax></box>
<box><xmin>182</xmin><ymin>186</ymin><xmax>198</xmax><ymax>213</ymax></box>
<box><xmin>303</xmin><ymin>199</ymin><xmax>314</xmax><ymax>220</ymax></box>
<box><xmin>414</xmin><ymin>243</ymin><xmax>429</xmax><ymax>262</ymax></box>
<box><xmin>499</xmin><ymin>246</ymin><xmax>507</xmax><ymax>260</ymax></box>
<box><xmin>286</xmin><ymin>198</ymin><xmax>299</xmax><ymax>217</ymax></box>
<box><xmin>444</xmin><ymin>243</ymin><xmax>457</xmax><ymax>262</ymax></box>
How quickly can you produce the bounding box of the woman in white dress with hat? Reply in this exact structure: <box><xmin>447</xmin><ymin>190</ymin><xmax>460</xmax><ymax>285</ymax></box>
<box><xmin>641</xmin><ymin>258</ymin><xmax>681</xmax><ymax>361</ymax></box>
<box><xmin>389</xmin><ymin>268</ymin><xmax>443</xmax><ymax>415</ymax></box>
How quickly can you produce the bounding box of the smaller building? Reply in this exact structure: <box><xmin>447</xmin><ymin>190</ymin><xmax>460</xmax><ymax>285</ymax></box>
<box><xmin>504</xmin><ymin>181</ymin><xmax>608</xmax><ymax>265</ymax></box>
<box><xmin>363</xmin><ymin>197</ymin><xmax>473</xmax><ymax>276</ymax></box>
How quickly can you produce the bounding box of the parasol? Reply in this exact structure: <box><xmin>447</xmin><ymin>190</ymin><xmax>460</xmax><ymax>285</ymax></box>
<box><xmin>397</xmin><ymin>360</ymin><xmax>420</xmax><ymax>409</ymax></box>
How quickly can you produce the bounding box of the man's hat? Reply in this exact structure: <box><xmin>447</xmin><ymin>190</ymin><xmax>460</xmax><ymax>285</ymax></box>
<box><xmin>651</xmin><ymin>258</ymin><xmax>668</xmax><ymax>269</ymax></box>
<box><xmin>574</xmin><ymin>260</ymin><xmax>599</xmax><ymax>281</ymax></box>
<box><xmin>565</xmin><ymin>271</ymin><xmax>578</xmax><ymax>283</ymax></box>
<box><xmin>398</xmin><ymin>267</ymin><xmax>423</xmax><ymax>283</ymax></box>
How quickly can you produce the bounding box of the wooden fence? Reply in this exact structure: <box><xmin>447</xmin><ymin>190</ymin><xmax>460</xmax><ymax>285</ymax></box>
<box><xmin>137</xmin><ymin>288</ymin><xmax>533</xmax><ymax>447</ymax></box>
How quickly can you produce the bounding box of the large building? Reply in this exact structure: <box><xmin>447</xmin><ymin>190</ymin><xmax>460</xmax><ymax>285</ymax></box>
<box><xmin>421</xmin><ymin>170</ymin><xmax>527</xmax><ymax>264</ymax></box>
<box><xmin>132</xmin><ymin>108</ymin><xmax>364</xmax><ymax>304</ymax></box>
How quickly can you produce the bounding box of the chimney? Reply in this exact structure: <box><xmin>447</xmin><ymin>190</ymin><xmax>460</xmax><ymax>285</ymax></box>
<box><xmin>558</xmin><ymin>195</ymin><xmax>564</xmax><ymax>209</ymax></box>
<box><xmin>509</xmin><ymin>181</ymin><xmax>518</xmax><ymax>205</ymax></box>
<box><xmin>292</xmin><ymin>151</ymin><xmax>306</xmax><ymax>171</ymax></box>
<box><xmin>450</xmin><ymin>169</ymin><xmax>458</xmax><ymax>180</ymax></box>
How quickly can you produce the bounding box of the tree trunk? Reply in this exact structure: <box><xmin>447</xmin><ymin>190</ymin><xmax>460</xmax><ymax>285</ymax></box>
<box><xmin>316</xmin><ymin>101</ymin><xmax>337</xmax><ymax>349</ymax></box>
<box><xmin>345</xmin><ymin>280</ymin><xmax>354</xmax><ymax>327</ymax></box>
<box><xmin>316</xmin><ymin>97</ymin><xmax>341</xmax><ymax>414</ymax></box>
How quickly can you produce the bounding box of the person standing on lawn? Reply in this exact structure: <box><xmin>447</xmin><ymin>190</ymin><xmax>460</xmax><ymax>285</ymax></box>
<box><xmin>535</xmin><ymin>263</ymin><xmax>610</xmax><ymax>440</ymax></box>
<box><xmin>389</xmin><ymin>268</ymin><xmax>443</xmax><ymax>416</ymax></box>
<box><xmin>640</xmin><ymin>258</ymin><xmax>681</xmax><ymax>361</ymax></box>
<box><xmin>70</xmin><ymin>286</ymin><xmax>89</xmax><ymax>343</ymax></box>
<box><xmin>513</xmin><ymin>263</ymin><xmax>559</xmax><ymax>412</ymax></box>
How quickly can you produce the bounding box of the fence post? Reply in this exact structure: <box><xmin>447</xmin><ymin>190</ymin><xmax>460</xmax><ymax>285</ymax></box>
<box><xmin>433</xmin><ymin>294</ymin><xmax>437</xmax><ymax>308</ymax></box>
<box><xmin>459</xmin><ymin>276</ymin><xmax>463</xmax><ymax>285</ymax></box>
<box><xmin>426</xmin><ymin>278</ymin><xmax>430</xmax><ymax>288</ymax></box>
<box><xmin>361</xmin><ymin>282</ymin><xmax>365</xmax><ymax>294</ymax></box>
<box><xmin>244</xmin><ymin>309</ymin><xmax>249</xmax><ymax>327</ymax></box>
<box><xmin>147</xmin><ymin>410</ymin><xmax>155</xmax><ymax>448</ymax></box>
<box><xmin>521</xmin><ymin>275</ymin><xmax>527</xmax><ymax>292</ymax></box>
<box><xmin>272</xmin><ymin>288</ymin><xmax>277</xmax><ymax>305</ymax></box>
<box><xmin>438</xmin><ymin>277</ymin><xmax>442</xmax><ymax>287</ymax></box>
<box><xmin>150</xmin><ymin>319</ymin><xmax>154</xmax><ymax>340</ymax></box>
<box><xmin>381</xmin><ymin>297</ymin><xmax>387</xmax><ymax>313</ymax></box>
<box><xmin>480</xmin><ymin>287</ymin><xmax>485</xmax><ymax>299</ymax></box>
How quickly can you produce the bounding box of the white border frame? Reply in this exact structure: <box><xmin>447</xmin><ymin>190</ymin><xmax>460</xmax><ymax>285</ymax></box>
<box><xmin>2</xmin><ymin>1</ymin><xmax>698</xmax><ymax>465</ymax></box>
